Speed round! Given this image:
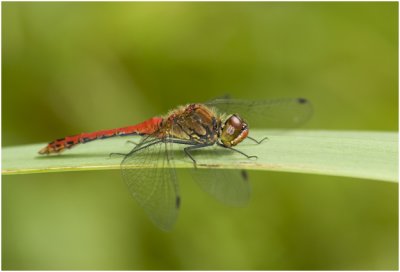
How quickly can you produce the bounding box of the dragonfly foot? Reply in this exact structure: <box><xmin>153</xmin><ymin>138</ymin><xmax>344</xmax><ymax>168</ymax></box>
<box><xmin>109</xmin><ymin>152</ymin><xmax>127</xmax><ymax>158</ymax></box>
<box><xmin>126</xmin><ymin>140</ymin><xmax>139</xmax><ymax>146</ymax></box>
<box><xmin>247</xmin><ymin>136</ymin><xmax>268</xmax><ymax>145</ymax></box>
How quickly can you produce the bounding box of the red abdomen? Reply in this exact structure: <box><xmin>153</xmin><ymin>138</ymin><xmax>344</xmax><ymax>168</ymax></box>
<box><xmin>39</xmin><ymin>117</ymin><xmax>163</xmax><ymax>154</ymax></box>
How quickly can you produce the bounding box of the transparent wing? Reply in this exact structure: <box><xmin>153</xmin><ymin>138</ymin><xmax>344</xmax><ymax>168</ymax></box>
<box><xmin>205</xmin><ymin>97</ymin><xmax>313</xmax><ymax>128</ymax></box>
<box><xmin>189</xmin><ymin>146</ymin><xmax>251</xmax><ymax>206</ymax></box>
<box><xmin>121</xmin><ymin>136</ymin><xmax>179</xmax><ymax>231</ymax></box>
<box><xmin>193</xmin><ymin>168</ymin><xmax>251</xmax><ymax>207</ymax></box>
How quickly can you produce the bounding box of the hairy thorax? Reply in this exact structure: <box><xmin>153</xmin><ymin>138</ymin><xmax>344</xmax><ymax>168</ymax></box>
<box><xmin>160</xmin><ymin>104</ymin><xmax>221</xmax><ymax>144</ymax></box>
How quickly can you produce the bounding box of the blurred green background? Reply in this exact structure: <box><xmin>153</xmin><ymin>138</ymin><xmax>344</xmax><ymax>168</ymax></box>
<box><xmin>2</xmin><ymin>2</ymin><xmax>398</xmax><ymax>270</ymax></box>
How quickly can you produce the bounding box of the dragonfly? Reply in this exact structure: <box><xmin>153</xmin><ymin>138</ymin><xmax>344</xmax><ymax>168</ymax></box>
<box><xmin>39</xmin><ymin>97</ymin><xmax>312</xmax><ymax>231</ymax></box>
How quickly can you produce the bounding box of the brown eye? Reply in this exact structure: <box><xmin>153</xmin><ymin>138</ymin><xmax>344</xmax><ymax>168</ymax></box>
<box><xmin>220</xmin><ymin>114</ymin><xmax>249</xmax><ymax>147</ymax></box>
<box><xmin>225</xmin><ymin>114</ymin><xmax>242</xmax><ymax>129</ymax></box>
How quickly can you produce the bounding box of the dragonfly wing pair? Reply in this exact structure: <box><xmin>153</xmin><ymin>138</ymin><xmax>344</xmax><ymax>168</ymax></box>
<box><xmin>121</xmin><ymin>136</ymin><xmax>251</xmax><ymax>230</ymax></box>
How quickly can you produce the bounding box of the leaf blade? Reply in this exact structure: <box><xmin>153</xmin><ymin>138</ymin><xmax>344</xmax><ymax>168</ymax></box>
<box><xmin>2</xmin><ymin>130</ymin><xmax>398</xmax><ymax>182</ymax></box>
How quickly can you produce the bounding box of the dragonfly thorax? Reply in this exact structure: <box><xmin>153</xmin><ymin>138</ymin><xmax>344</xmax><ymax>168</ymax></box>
<box><xmin>219</xmin><ymin>114</ymin><xmax>249</xmax><ymax>147</ymax></box>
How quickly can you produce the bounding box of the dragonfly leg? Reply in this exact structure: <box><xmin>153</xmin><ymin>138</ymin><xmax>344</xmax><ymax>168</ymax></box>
<box><xmin>247</xmin><ymin>136</ymin><xmax>268</xmax><ymax>144</ymax></box>
<box><xmin>126</xmin><ymin>140</ymin><xmax>139</xmax><ymax>146</ymax></box>
<box><xmin>183</xmin><ymin>144</ymin><xmax>214</xmax><ymax>166</ymax></box>
<box><xmin>162</xmin><ymin>138</ymin><xmax>212</xmax><ymax>166</ymax></box>
<box><xmin>217</xmin><ymin>142</ymin><xmax>258</xmax><ymax>159</ymax></box>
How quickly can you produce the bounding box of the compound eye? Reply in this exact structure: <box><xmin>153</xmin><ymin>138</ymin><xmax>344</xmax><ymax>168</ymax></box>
<box><xmin>226</xmin><ymin>115</ymin><xmax>243</xmax><ymax>130</ymax></box>
<box><xmin>220</xmin><ymin>114</ymin><xmax>249</xmax><ymax>147</ymax></box>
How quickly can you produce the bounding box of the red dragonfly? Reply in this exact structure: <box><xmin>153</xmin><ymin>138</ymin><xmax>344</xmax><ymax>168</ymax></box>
<box><xmin>39</xmin><ymin>97</ymin><xmax>312</xmax><ymax>231</ymax></box>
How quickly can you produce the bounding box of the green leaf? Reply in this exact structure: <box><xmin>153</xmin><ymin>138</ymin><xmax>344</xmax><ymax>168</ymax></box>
<box><xmin>2</xmin><ymin>130</ymin><xmax>398</xmax><ymax>182</ymax></box>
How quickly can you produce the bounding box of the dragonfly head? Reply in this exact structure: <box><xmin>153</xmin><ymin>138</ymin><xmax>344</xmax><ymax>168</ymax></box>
<box><xmin>220</xmin><ymin>114</ymin><xmax>249</xmax><ymax>147</ymax></box>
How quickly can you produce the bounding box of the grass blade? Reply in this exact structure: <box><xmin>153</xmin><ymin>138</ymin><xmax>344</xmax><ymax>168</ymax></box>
<box><xmin>2</xmin><ymin>130</ymin><xmax>397</xmax><ymax>182</ymax></box>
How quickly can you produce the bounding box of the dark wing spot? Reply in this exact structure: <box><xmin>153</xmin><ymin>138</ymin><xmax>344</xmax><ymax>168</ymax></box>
<box><xmin>297</xmin><ymin>98</ymin><xmax>308</xmax><ymax>104</ymax></box>
<box><xmin>241</xmin><ymin>170</ymin><xmax>248</xmax><ymax>181</ymax></box>
<box><xmin>176</xmin><ymin>196</ymin><xmax>181</xmax><ymax>209</ymax></box>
